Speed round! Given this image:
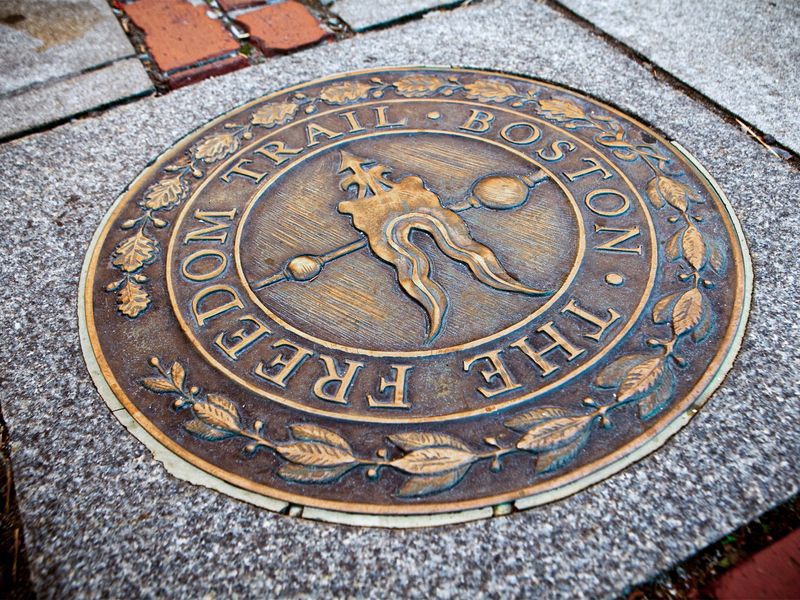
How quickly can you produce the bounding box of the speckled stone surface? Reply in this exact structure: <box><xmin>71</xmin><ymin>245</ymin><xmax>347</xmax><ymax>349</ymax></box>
<box><xmin>0</xmin><ymin>0</ymin><xmax>137</xmax><ymax>95</ymax></box>
<box><xmin>329</xmin><ymin>0</ymin><xmax>463</xmax><ymax>31</ymax></box>
<box><xmin>558</xmin><ymin>0</ymin><xmax>800</xmax><ymax>154</ymax></box>
<box><xmin>0</xmin><ymin>58</ymin><xmax>153</xmax><ymax>139</ymax></box>
<box><xmin>0</xmin><ymin>0</ymin><xmax>797</xmax><ymax>597</ymax></box>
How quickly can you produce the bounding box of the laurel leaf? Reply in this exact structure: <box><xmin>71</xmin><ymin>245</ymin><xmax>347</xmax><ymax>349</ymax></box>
<box><xmin>516</xmin><ymin>415</ymin><xmax>593</xmax><ymax>452</ymax></box>
<box><xmin>536</xmin><ymin>429</ymin><xmax>591</xmax><ymax>474</ymax></box>
<box><xmin>708</xmin><ymin>241</ymin><xmax>727</xmax><ymax>273</ymax></box>
<box><xmin>504</xmin><ymin>407</ymin><xmax>571</xmax><ymax>432</ymax></box>
<box><xmin>277</xmin><ymin>463</ymin><xmax>356</xmax><ymax>484</ymax></box>
<box><xmin>277</xmin><ymin>442</ymin><xmax>356</xmax><ymax>467</ymax></box>
<box><xmin>638</xmin><ymin>368</ymin><xmax>675</xmax><ymax>419</ymax></box>
<box><xmin>657</xmin><ymin>177</ymin><xmax>689</xmax><ymax>212</ymax></box>
<box><xmin>617</xmin><ymin>356</ymin><xmax>664</xmax><ymax>402</ymax></box>
<box><xmin>594</xmin><ymin>353</ymin><xmax>650</xmax><ymax>388</ymax></box>
<box><xmin>652</xmin><ymin>291</ymin><xmax>682</xmax><ymax>324</ymax></box>
<box><xmin>141</xmin><ymin>377</ymin><xmax>177</xmax><ymax>393</ymax></box>
<box><xmin>390</xmin><ymin>447</ymin><xmax>476</xmax><ymax>475</ymax></box>
<box><xmin>388</xmin><ymin>432</ymin><xmax>470</xmax><ymax>452</ymax></box>
<box><xmin>193</xmin><ymin>401</ymin><xmax>240</xmax><ymax>433</ymax></box>
<box><xmin>112</xmin><ymin>231</ymin><xmax>158</xmax><ymax>273</ymax></box>
<box><xmin>672</xmin><ymin>288</ymin><xmax>704</xmax><ymax>336</ymax></box>
<box><xmin>290</xmin><ymin>424</ymin><xmax>352</xmax><ymax>452</ymax></box>
<box><xmin>205</xmin><ymin>394</ymin><xmax>239</xmax><ymax>420</ymax></box>
<box><xmin>645</xmin><ymin>177</ymin><xmax>664</xmax><ymax>209</ymax></box>
<box><xmin>117</xmin><ymin>280</ymin><xmax>150</xmax><ymax>317</ymax></box>
<box><xmin>184</xmin><ymin>418</ymin><xmax>235</xmax><ymax>441</ymax></box>
<box><xmin>691</xmin><ymin>297</ymin><xmax>713</xmax><ymax>343</ymax></box>
<box><xmin>170</xmin><ymin>362</ymin><xmax>185</xmax><ymax>390</ymax></box>
<box><xmin>665</xmin><ymin>227</ymin><xmax>683</xmax><ymax>261</ymax></box>
<box><xmin>682</xmin><ymin>225</ymin><xmax>707</xmax><ymax>270</ymax></box>
<box><xmin>397</xmin><ymin>465</ymin><xmax>470</xmax><ymax>497</ymax></box>
<box><xmin>141</xmin><ymin>175</ymin><xmax>187</xmax><ymax>210</ymax></box>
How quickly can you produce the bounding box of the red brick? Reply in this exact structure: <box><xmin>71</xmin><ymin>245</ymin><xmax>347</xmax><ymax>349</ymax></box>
<box><xmin>167</xmin><ymin>55</ymin><xmax>249</xmax><ymax>90</ymax></box>
<box><xmin>707</xmin><ymin>529</ymin><xmax>800</xmax><ymax>599</ymax></box>
<box><xmin>218</xmin><ymin>0</ymin><xmax>267</xmax><ymax>11</ymax></box>
<box><xmin>124</xmin><ymin>0</ymin><xmax>240</xmax><ymax>73</ymax></box>
<box><xmin>234</xmin><ymin>1</ymin><xmax>331</xmax><ymax>56</ymax></box>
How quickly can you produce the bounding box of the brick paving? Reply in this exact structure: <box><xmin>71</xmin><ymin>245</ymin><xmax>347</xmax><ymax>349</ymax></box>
<box><xmin>234</xmin><ymin>1</ymin><xmax>332</xmax><ymax>55</ymax></box>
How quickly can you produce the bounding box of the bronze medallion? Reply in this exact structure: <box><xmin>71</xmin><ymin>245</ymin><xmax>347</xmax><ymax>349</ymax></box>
<box><xmin>80</xmin><ymin>68</ymin><xmax>751</xmax><ymax>525</ymax></box>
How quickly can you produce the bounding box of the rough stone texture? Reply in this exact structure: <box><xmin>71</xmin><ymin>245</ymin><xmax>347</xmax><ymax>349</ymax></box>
<box><xmin>0</xmin><ymin>58</ymin><xmax>153</xmax><ymax>140</ymax></box>
<box><xmin>0</xmin><ymin>0</ymin><xmax>137</xmax><ymax>95</ymax></box>
<box><xmin>559</xmin><ymin>0</ymin><xmax>800</xmax><ymax>154</ymax></box>
<box><xmin>329</xmin><ymin>0</ymin><xmax>463</xmax><ymax>31</ymax></box>
<box><xmin>123</xmin><ymin>0</ymin><xmax>240</xmax><ymax>72</ymax></box>
<box><xmin>234</xmin><ymin>1</ymin><xmax>331</xmax><ymax>55</ymax></box>
<box><xmin>0</xmin><ymin>0</ymin><xmax>797</xmax><ymax>597</ymax></box>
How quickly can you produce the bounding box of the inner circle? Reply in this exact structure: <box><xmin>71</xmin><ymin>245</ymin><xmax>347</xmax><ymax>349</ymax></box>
<box><xmin>236</xmin><ymin>131</ymin><xmax>583</xmax><ymax>356</ymax></box>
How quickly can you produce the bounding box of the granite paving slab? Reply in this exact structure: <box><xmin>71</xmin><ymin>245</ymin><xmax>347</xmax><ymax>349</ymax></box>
<box><xmin>0</xmin><ymin>0</ymin><xmax>797</xmax><ymax>597</ymax></box>
<box><xmin>558</xmin><ymin>0</ymin><xmax>800</xmax><ymax>154</ymax></box>
<box><xmin>328</xmin><ymin>0</ymin><xmax>463</xmax><ymax>31</ymax></box>
<box><xmin>0</xmin><ymin>0</ymin><xmax>137</xmax><ymax>95</ymax></box>
<box><xmin>0</xmin><ymin>58</ymin><xmax>154</xmax><ymax>140</ymax></box>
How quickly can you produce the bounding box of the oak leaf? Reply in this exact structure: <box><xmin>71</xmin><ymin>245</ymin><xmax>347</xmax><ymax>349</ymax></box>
<box><xmin>463</xmin><ymin>79</ymin><xmax>518</xmax><ymax>103</ymax></box>
<box><xmin>112</xmin><ymin>232</ymin><xmax>158</xmax><ymax>273</ymax></box>
<box><xmin>141</xmin><ymin>175</ymin><xmax>187</xmax><ymax>210</ymax></box>
<box><xmin>538</xmin><ymin>98</ymin><xmax>586</xmax><ymax>121</ymax></box>
<box><xmin>170</xmin><ymin>362</ymin><xmax>185</xmax><ymax>390</ymax></box>
<box><xmin>117</xmin><ymin>280</ymin><xmax>150</xmax><ymax>317</ymax></box>
<box><xmin>193</xmin><ymin>132</ymin><xmax>240</xmax><ymax>163</ymax></box>
<box><xmin>393</xmin><ymin>75</ymin><xmax>451</xmax><ymax>97</ymax></box>
<box><xmin>319</xmin><ymin>80</ymin><xmax>374</xmax><ymax>104</ymax></box>
<box><xmin>251</xmin><ymin>102</ymin><xmax>298</xmax><ymax>128</ymax></box>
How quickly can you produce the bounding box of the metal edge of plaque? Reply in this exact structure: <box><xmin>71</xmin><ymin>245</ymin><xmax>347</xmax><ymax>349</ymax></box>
<box><xmin>78</xmin><ymin>67</ymin><xmax>753</xmax><ymax>528</ymax></box>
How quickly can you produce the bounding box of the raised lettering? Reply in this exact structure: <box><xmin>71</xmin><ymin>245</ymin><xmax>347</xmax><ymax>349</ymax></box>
<box><xmin>460</xmin><ymin>109</ymin><xmax>495</xmax><ymax>133</ymax></box>
<box><xmin>306</xmin><ymin>123</ymin><xmax>344</xmax><ymax>146</ymax></box>
<box><xmin>500</xmin><ymin>122</ymin><xmax>541</xmax><ymax>145</ymax></box>
<box><xmin>511</xmin><ymin>322</ymin><xmax>585</xmax><ymax>377</ymax></box>
<box><xmin>255</xmin><ymin>140</ymin><xmax>303</xmax><ymax>165</ymax></box>
<box><xmin>221</xmin><ymin>159</ymin><xmax>269</xmax><ymax>183</ymax></box>
<box><xmin>561</xmin><ymin>299</ymin><xmax>621</xmax><ymax>341</ymax></box>
<box><xmin>537</xmin><ymin>139</ymin><xmax>576</xmax><ymax>162</ymax></box>
<box><xmin>594</xmin><ymin>224</ymin><xmax>642</xmax><ymax>254</ymax></box>
<box><xmin>313</xmin><ymin>355</ymin><xmax>364</xmax><ymax>405</ymax></box>
<box><xmin>564</xmin><ymin>157</ymin><xmax>613</xmax><ymax>182</ymax></box>
<box><xmin>181</xmin><ymin>249</ymin><xmax>227</xmax><ymax>282</ymax></box>
<box><xmin>367</xmin><ymin>365</ymin><xmax>413</xmax><ymax>409</ymax></box>
<box><xmin>255</xmin><ymin>339</ymin><xmax>313</xmax><ymax>388</ymax></box>
<box><xmin>191</xmin><ymin>284</ymin><xmax>243</xmax><ymax>327</ymax></box>
<box><xmin>585</xmin><ymin>188</ymin><xmax>631</xmax><ymax>217</ymax></box>
<box><xmin>183</xmin><ymin>209</ymin><xmax>236</xmax><ymax>244</ymax></box>
<box><xmin>214</xmin><ymin>316</ymin><xmax>270</xmax><ymax>360</ymax></box>
<box><xmin>463</xmin><ymin>349</ymin><xmax>522</xmax><ymax>398</ymax></box>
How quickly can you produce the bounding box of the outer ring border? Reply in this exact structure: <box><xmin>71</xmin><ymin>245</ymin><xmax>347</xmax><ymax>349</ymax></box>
<box><xmin>78</xmin><ymin>67</ymin><xmax>753</xmax><ymax>528</ymax></box>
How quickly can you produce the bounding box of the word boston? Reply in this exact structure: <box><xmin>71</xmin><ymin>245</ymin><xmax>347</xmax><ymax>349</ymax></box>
<box><xmin>81</xmin><ymin>68</ymin><xmax>751</xmax><ymax>525</ymax></box>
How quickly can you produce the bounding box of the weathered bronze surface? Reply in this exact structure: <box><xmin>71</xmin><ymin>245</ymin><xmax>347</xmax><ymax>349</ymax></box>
<box><xmin>80</xmin><ymin>68</ymin><xmax>751</xmax><ymax>525</ymax></box>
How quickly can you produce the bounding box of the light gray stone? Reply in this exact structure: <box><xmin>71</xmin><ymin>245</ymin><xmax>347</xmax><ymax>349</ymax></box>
<box><xmin>329</xmin><ymin>0</ymin><xmax>462</xmax><ymax>31</ymax></box>
<box><xmin>0</xmin><ymin>0</ymin><xmax>797</xmax><ymax>597</ymax></box>
<box><xmin>0</xmin><ymin>0</ymin><xmax>137</xmax><ymax>95</ymax></box>
<box><xmin>0</xmin><ymin>58</ymin><xmax>153</xmax><ymax>139</ymax></box>
<box><xmin>558</xmin><ymin>0</ymin><xmax>800</xmax><ymax>154</ymax></box>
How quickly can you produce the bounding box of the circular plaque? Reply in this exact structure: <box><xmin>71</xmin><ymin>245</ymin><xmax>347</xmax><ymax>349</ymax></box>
<box><xmin>80</xmin><ymin>68</ymin><xmax>751</xmax><ymax>525</ymax></box>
